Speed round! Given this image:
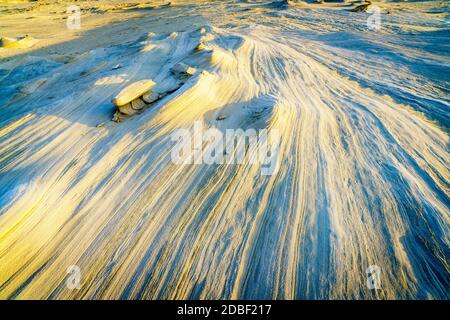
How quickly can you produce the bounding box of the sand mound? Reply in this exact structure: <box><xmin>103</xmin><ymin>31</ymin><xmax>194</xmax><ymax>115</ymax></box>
<box><xmin>0</xmin><ymin>35</ymin><xmax>38</xmax><ymax>49</ymax></box>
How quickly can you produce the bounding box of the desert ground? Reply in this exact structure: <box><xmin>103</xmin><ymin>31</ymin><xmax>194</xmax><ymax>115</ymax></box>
<box><xmin>0</xmin><ymin>0</ymin><xmax>449</xmax><ymax>299</ymax></box>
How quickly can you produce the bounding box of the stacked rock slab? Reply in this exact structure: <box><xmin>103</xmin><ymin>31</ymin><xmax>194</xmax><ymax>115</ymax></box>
<box><xmin>112</xmin><ymin>79</ymin><xmax>155</xmax><ymax>122</ymax></box>
<box><xmin>112</xmin><ymin>63</ymin><xmax>197</xmax><ymax>122</ymax></box>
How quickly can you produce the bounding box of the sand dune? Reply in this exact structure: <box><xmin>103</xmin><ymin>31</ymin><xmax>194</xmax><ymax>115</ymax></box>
<box><xmin>0</xmin><ymin>0</ymin><xmax>449</xmax><ymax>299</ymax></box>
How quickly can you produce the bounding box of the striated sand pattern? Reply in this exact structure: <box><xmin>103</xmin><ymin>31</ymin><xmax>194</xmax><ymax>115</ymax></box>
<box><xmin>0</xmin><ymin>0</ymin><xmax>449</xmax><ymax>299</ymax></box>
